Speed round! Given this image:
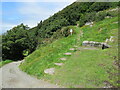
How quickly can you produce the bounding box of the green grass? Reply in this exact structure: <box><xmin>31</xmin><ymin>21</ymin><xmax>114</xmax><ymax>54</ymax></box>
<box><xmin>19</xmin><ymin>26</ymin><xmax>79</xmax><ymax>77</ymax></box>
<box><xmin>46</xmin><ymin>47</ymin><xmax>118</xmax><ymax>88</ymax></box>
<box><xmin>0</xmin><ymin>60</ymin><xmax>13</xmax><ymax>68</ymax></box>
<box><xmin>45</xmin><ymin>17</ymin><xmax>118</xmax><ymax>88</ymax></box>
<box><xmin>78</xmin><ymin>17</ymin><xmax>118</xmax><ymax>45</ymax></box>
<box><xmin>19</xmin><ymin>16</ymin><xmax>118</xmax><ymax>88</ymax></box>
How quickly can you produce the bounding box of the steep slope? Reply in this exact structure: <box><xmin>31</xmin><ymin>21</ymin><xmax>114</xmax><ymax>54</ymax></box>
<box><xmin>20</xmin><ymin>16</ymin><xmax>118</xmax><ymax>88</ymax></box>
<box><xmin>2</xmin><ymin>2</ymin><xmax>118</xmax><ymax>61</ymax></box>
<box><xmin>45</xmin><ymin>17</ymin><xmax>118</xmax><ymax>88</ymax></box>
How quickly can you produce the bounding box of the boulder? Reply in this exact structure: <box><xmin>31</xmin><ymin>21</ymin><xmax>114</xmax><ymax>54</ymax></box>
<box><xmin>82</xmin><ymin>41</ymin><xmax>111</xmax><ymax>49</ymax></box>
<box><xmin>44</xmin><ymin>68</ymin><xmax>55</xmax><ymax>75</ymax></box>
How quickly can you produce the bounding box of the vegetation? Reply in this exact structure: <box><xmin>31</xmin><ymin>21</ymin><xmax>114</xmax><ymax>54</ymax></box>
<box><xmin>2</xmin><ymin>2</ymin><xmax>118</xmax><ymax>61</ymax></box>
<box><xmin>20</xmin><ymin>17</ymin><xmax>118</xmax><ymax>88</ymax></box>
<box><xmin>2</xmin><ymin>24</ymin><xmax>38</xmax><ymax>60</ymax></box>
<box><xmin>19</xmin><ymin>26</ymin><xmax>79</xmax><ymax>77</ymax></box>
<box><xmin>79</xmin><ymin>7</ymin><xmax>118</xmax><ymax>26</ymax></box>
<box><xmin>45</xmin><ymin>17</ymin><xmax>118</xmax><ymax>88</ymax></box>
<box><xmin>0</xmin><ymin>60</ymin><xmax>13</xmax><ymax>67</ymax></box>
<box><xmin>1</xmin><ymin>2</ymin><xmax>119</xmax><ymax>88</ymax></box>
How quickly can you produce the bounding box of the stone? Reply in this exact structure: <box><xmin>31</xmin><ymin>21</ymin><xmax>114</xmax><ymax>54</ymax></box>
<box><xmin>64</xmin><ymin>52</ymin><xmax>72</xmax><ymax>55</ymax></box>
<box><xmin>60</xmin><ymin>58</ymin><xmax>67</xmax><ymax>61</ymax></box>
<box><xmin>105</xmin><ymin>38</ymin><xmax>109</xmax><ymax>43</ymax></box>
<box><xmin>73</xmin><ymin>45</ymin><xmax>78</xmax><ymax>48</ymax></box>
<box><xmin>90</xmin><ymin>24</ymin><xmax>93</xmax><ymax>27</ymax></box>
<box><xmin>113</xmin><ymin>22</ymin><xmax>118</xmax><ymax>24</ymax></box>
<box><xmin>108</xmin><ymin>8</ymin><xmax>118</xmax><ymax>12</ymax></box>
<box><xmin>82</xmin><ymin>40</ymin><xmax>111</xmax><ymax>49</ymax></box>
<box><xmin>82</xmin><ymin>41</ymin><xmax>89</xmax><ymax>46</ymax></box>
<box><xmin>44</xmin><ymin>68</ymin><xmax>55</xmax><ymax>75</ymax></box>
<box><xmin>54</xmin><ymin>63</ymin><xmax>63</xmax><ymax>66</ymax></box>
<box><xmin>109</xmin><ymin>36</ymin><xmax>114</xmax><ymax>42</ymax></box>
<box><xmin>105</xmin><ymin>16</ymin><xmax>112</xmax><ymax>18</ymax></box>
<box><xmin>69</xmin><ymin>48</ymin><xmax>75</xmax><ymax>51</ymax></box>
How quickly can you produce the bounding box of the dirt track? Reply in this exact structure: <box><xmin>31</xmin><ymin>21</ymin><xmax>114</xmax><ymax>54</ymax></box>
<box><xmin>0</xmin><ymin>61</ymin><xmax>60</xmax><ymax>88</ymax></box>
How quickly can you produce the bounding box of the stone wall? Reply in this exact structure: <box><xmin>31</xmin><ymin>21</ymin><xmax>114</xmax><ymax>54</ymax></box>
<box><xmin>82</xmin><ymin>41</ymin><xmax>110</xmax><ymax>49</ymax></box>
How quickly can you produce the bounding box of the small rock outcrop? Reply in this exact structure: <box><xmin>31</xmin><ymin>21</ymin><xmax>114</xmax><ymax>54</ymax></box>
<box><xmin>73</xmin><ymin>45</ymin><xmax>78</xmax><ymax>48</ymax></box>
<box><xmin>85</xmin><ymin>22</ymin><xmax>93</xmax><ymax>26</ymax></box>
<box><xmin>105</xmin><ymin>36</ymin><xmax>114</xmax><ymax>43</ymax></box>
<box><xmin>44</xmin><ymin>68</ymin><xmax>55</xmax><ymax>75</ymax></box>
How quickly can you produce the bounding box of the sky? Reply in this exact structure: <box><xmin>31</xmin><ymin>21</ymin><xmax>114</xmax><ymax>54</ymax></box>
<box><xmin>1</xmin><ymin>0</ymin><xmax>76</xmax><ymax>34</ymax></box>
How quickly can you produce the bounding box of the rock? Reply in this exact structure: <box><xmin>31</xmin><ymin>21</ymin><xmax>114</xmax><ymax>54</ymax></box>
<box><xmin>69</xmin><ymin>48</ymin><xmax>75</xmax><ymax>51</ymax></box>
<box><xmin>105</xmin><ymin>36</ymin><xmax>114</xmax><ymax>43</ymax></box>
<box><xmin>82</xmin><ymin>41</ymin><xmax>111</xmax><ymax>49</ymax></box>
<box><xmin>64</xmin><ymin>52</ymin><xmax>72</xmax><ymax>55</ymax></box>
<box><xmin>105</xmin><ymin>38</ymin><xmax>109</xmax><ymax>43</ymax></box>
<box><xmin>60</xmin><ymin>58</ymin><xmax>67</xmax><ymax>61</ymax></box>
<box><xmin>109</xmin><ymin>36</ymin><xmax>114</xmax><ymax>42</ymax></box>
<box><xmin>44</xmin><ymin>68</ymin><xmax>55</xmax><ymax>75</ymax></box>
<box><xmin>108</xmin><ymin>8</ymin><xmax>118</xmax><ymax>12</ymax></box>
<box><xmin>54</xmin><ymin>63</ymin><xmax>63</xmax><ymax>66</ymax></box>
<box><xmin>90</xmin><ymin>24</ymin><xmax>93</xmax><ymax>27</ymax></box>
<box><xmin>73</xmin><ymin>45</ymin><xmax>78</xmax><ymax>48</ymax></box>
<box><xmin>113</xmin><ymin>22</ymin><xmax>118</xmax><ymax>24</ymax></box>
<box><xmin>105</xmin><ymin>16</ymin><xmax>112</xmax><ymax>18</ymax></box>
<box><xmin>85</xmin><ymin>22</ymin><xmax>93</xmax><ymax>25</ymax></box>
<box><xmin>82</xmin><ymin>41</ymin><xmax>89</xmax><ymax>46</ymax></box>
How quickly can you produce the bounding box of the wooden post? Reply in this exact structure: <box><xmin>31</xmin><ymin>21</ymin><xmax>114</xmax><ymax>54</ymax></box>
<box><xmin>70</xmin><ymin>29</ymin><xmax>73</xmax><ymax>35</ymax></box>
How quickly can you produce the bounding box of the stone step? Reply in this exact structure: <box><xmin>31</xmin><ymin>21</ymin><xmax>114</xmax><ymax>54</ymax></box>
<box><xmin>54</xmin><ymin>63</ymin><xmax>64</xmax><ymax>66</ymax></box>
<box><xmin>44</xmin><ymin>68</ymin><xmax>55</xmax><ymax>75</ymax></box>
<box><xmin>60</xmin><ymin>58</ymin><xmax>67</xmax><ymax>61</ymax></box>
<box><xmin>64</xmin><ymin>52</ymin><xmax>72</xmax><ymax>55</ymax></box>
<box><xmin>69</xmin><ymin>48</ymin><xmax>75</xmax><ymax>51</ymax></box>
<box><xmin>73</xmin><ymin>45</ymin><xmax>78</xmax><ymax>48</ymax></box>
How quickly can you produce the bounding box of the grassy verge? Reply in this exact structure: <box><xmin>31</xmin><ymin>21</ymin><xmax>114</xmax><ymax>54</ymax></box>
<box><xmin>0</xmin><ymin>60</ymin><xmax>13</xmax><ymax>68</ymax></box>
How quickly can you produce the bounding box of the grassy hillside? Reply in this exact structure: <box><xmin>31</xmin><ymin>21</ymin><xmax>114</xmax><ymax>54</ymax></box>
<box><xmin>2</xmin><ymin>2</ymin><xmax>118</xmax><ymax>61</ymax></box>
<box><xmin>19</xmin><ymin>17</ymin><xmax>118</xmax><ymax>88</ymax></box>
<box><xmin>45</xmin><ymin>17</ymin><xmax>118</xmax><ymax>88</ymax></box>
<box><xmin>19</xmin><ymin>26</ymin><xmax>79</xmax><ymax>77</ymax></box>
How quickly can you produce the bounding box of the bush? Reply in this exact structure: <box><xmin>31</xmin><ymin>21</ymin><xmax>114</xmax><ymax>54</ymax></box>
<box><xmin>106</xmin><ymin>10</ymin><xmax>118</xmax><ymax>17</ymax></box>
<box><xmin>79</xmin><ymin>8</ymin><xmax>118</xmax><ymax>27</ymax></box>
<box><xmin>95</xmin><ymin>11</ymin><xmax>107</xmax><ymax>22</ymax></box>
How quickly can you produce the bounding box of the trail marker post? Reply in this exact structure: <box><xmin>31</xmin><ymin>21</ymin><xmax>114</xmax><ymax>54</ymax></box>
<box><xmin>70</xmin><ymin>29</ymin><xmax>73</xmax><ymax>35</ymax></box>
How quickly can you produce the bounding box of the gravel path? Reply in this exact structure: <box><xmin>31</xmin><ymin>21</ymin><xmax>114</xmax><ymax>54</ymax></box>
<box><xmin>0</xmin><ymin>61</ymin><xmax>60</xmax><ymax>88</ymax></box>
